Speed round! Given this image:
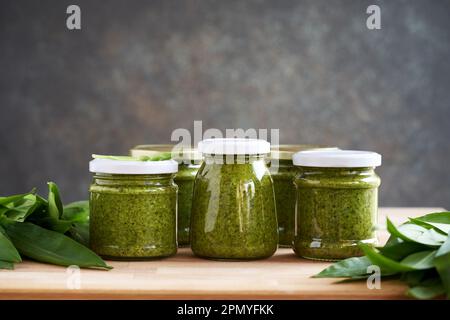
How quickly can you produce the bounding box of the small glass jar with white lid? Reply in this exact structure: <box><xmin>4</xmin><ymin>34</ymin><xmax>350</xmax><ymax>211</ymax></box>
<box><xmin>190</xmin><ymin>138</ymin><xmax>278</xmax><ymax>260</ymax></box>
<box><xmin>89</xmin><ymin>157</ymin><xmax>179</xmax><ymax>260</ymax></box>
<box><xmin>292</xmin><ymin>150</ymin><xmax>382</xmax><ymax>261</ymax></box>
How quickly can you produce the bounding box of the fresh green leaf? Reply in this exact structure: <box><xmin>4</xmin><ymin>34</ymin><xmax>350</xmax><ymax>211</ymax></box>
<box><xmin>0</xmin><ymin>205</ymin><xmax>10</xmax><ymax>216</ymax></box>
<box><xmin>147</xmin><ymin>152</ymin><xmax>172</xmax><ymax>161</ymax></box>
<box><xmin>62</xmin><ymin>200</ymin><xmax>90</xmax><ymax>245</ymax></box>
<box><xmin>92</xmin><ymin>154</ymin><xmax>139</xmax><ymax>161</ymax></box>
<box><xmin>4</xmin><ymin>194</ymin><xmax>42</xmax><ymax>222</ymax></box>
<box><xmin>407</xmin><ymin>279</ymin><xmax>446</xmax><ymax>299</ymax></box>
<box><xmin>379</xmin><ymin>236</ymin><xmax>427</xmax><ymax>261</ymax></box>
<box><xmin>409</xmin><ymin>217</ymin><xmax>450</xmax><ymax>235</ymax></box>
<box><xmin>31</xmin><ymin>217</ymin><xmax>73</xmax><ymax>233</ymax></box>
<box><xmin>387</xmin><ymin>218</ymin><xmax>446</xmax><ymax>247</ymax></box>
<box><xmin>0</xmin><ymin>225</ymin><xmax>21</xmax><ymax>262</ymax></box>
<box><xmin>0</xmin><ymin>260</ymin><xmax>14</xmax><ymax>270</ymax></box>
<box><xmin>3</xmin><ymin>221</ymin><xmax>111</xmax><ymax>270</ymax></box>
<box><xmin>315</xmin><ymin>212</ymin><xmax>450</xmax><ymax>299</ymax></box>
<box><xmin>26</xmin><ymin>190</ymin><xmax>72</xmax><ymax>233</ymax></box>
<box><xmin>415</xmin><ymin>211</ymin><xmax>450</xmax><ymax>225</ymax></box>
<box><xmin>334</xmin><ymin>273</ymin><xmax>398</xmax><ymax>284</ymax></box>
<box><xmin>359</xmin><ymin>243</ymin><xmax>415</xmax><ymax>273</ymax></box>
<box><xmin>62</xmin><ymin>200</ymin><xmax>89</xmax><ymax>223</ymax></box>
<box><xmin>47</xmin><ymin>182</ymin><xmax>63</xmax><ymax>220</ymax></box>
<box><xmin>0</xmin><ymin>189</ymin><xmax>35</xmax><ymax>206</ymax></box>
<box><xmin>401</xmin><ymin>270</ymin><xmax>427</xmax><ymax>286</ymax></box>
<box><xmin>434</xmin><ymin>234</ymin><xmax>450</xmax><ymax>298</ymax></box>
<box><xmin>66</xmin><ymin>222</ymin><xmax>89</xmax><ymax>247</ymax></box>
<box><xmin>313</xmin><ymin>256</ymin><xmax>372</xmax><ymax>278</ymax></box>
<box><xmin>400</xmin><ymin>250</ymin><xmax>436</xmax><ymax>270</ymax></box>
<box><xmin>92</xmin><ymin>153</ymin><xmax>172</xmax><ymax>161</ymax></box>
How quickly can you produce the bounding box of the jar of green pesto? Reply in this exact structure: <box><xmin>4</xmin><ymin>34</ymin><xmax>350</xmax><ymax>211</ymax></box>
<box><xmin>292</xmin><ymin>150</ymin><xmax>382</xmax><ymax>261</ymax></box>
<box><xmin>190</xmin><ymin>138</ymin><xmax>278</xmax><ymax>260</ymax></box>
<box><xmin>270</xmin><ymin>145</ymin><xmax>337</xmax><ymax>247</ymax></box>
<box><xmin>130</xmin><ymin>144</ymin><xmax>202</xmax><ymax>246</ymax></box>
<box><xmin>89</xmin><ymin>157</ymin><xmax>179</xmax><ymax>260</ymax></box>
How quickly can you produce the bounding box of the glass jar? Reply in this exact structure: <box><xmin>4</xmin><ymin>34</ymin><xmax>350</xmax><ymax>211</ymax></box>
<box><xmin>190</xmin><ymin>138</ymin><xmax>278</xmax><ymax>260</ymax></box>
<box><xmin>130</xmin><ymin>144</ymin><xmax>202</xmax><ymax>246</ymax></box>
<box><xmin>270</xmin><ymin>145</ymin><xmax>337</xmax><ymax>247</ymax></box>
<box><xmin>174</xmin><ymin>160</ymin><xmax>201</xmax><ymax>245</ymax></box>
<box><xmin>89</xmin><ymin>158</ymin><xmax>178</xmax><ymax>260</ymax></box>
<box><xmin>292</xmin><ymin>150</ymin><xmax>381</xmax><ymax>261</ymax></box>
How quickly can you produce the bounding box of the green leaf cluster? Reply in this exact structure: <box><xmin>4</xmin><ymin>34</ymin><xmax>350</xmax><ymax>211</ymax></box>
<box><xmin>92</xmin><ymin>152</ymin><xmax>172</xmax><ymax>161</ymax></box>
<box><xmin>314</xmin><ymin>211</ymin><xmax>450</xmax><ymax>299</ymax></box>
<box><xmin>0</xmin><ymin>182</ymin><xmax>110</xmax><ymax>270</ymax></box>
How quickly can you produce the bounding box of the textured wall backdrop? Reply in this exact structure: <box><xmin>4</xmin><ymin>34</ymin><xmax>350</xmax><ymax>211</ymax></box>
<box><xmin>1</xmin><ymin>0</ymin><xmax>449</xmax><ymax>206</ymax></box>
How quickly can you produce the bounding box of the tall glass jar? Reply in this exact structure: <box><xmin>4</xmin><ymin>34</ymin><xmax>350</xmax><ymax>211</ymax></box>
<box><xmin>270</xmin><ymin>145</ymin><xmax>337</xmax><ymax>247</ymax></box>
<box><xmin>190</xmin><ymin>138</ymin><xmax>278</xmax><ymax>260</ymax></box>
<box><xmin>89</xmin><ymin>158</ymin><xmax>178</xmax><ymax>260</ymax></box>
<box><xmin>292</xmin><ymin>150</ymin><xmax>381</xmax><ymax>261</ymax></box>
<box><xmin>130</xmin><ymin>144</ymin><xmax>202</xmax><ymax>246</ymax></box>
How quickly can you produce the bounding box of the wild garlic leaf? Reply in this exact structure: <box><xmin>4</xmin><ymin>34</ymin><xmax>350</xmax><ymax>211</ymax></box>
<box><xmin>401</xmin><ymin>270</ymin><xmax>427</xmax><ymax>286</ymax></box>
<box><xmin>92</xmin><ymin>154</ymin><xmax>138</xmax><ymax>161</ymax></box>
<box><xmin>407</xmin><ymin>278</ymin><xmax>445</xmax><ymax>299</ymax></box>
<box><xmin>409</xmin><ymin>217</ymin><xmax>450</xmax><ymax>235</ymax></box>
<box><xmin>400</xmin><ymin>250</ymin><xmax>436</xmax><ymax>270</ymax></box>
<box><xmin>4</xmin><ymin>221</ymin><xmax>111</xmax><ymax>270</ymax></box>
<box><xmin>313</xmin><ymin>256</ymin><xmax>372</xmax><ymax>278</ymax></box>
<box><xmin>47</xmin><ymin>182</ymin><xmax>63</xmax><ymax>220</ymax></box>
<box><xmin>66</xmin><ymin>222</ymin><xmax>89</xmax><ymax>247</ymax></box>
<box><xmin>62</xmin><ymin>200</ymin><xmax>89</xmax><ymax>223</ymax></box>
<box><xmin>0</xmin><ymin>225</ymin><xmax>22</xmax><ymax>263</ymax></box>
<box><xmin>92</xmin><ymin>153</ymin><xmax>172</xmax><ymax>161</ymax></box>
<box><xmin>379</xmin><ymin>236</ymin><xmax>427</xmax><ymax>261</ymax></box>
<box><xmin>359</xmin><ymin>243</ymin><xmax>415</xmax><ymax>273</ymax></box>
<box><xmin>0</xmin><ymin>189</ymin><xmax>35</xmax><ymax>206</ymax></box>
<box><xmin>434</xmin><ymin>234</ymin><xmax>450</xmax><ymax>298</ymax></box>
<box><xmin>26</xmin><ymin>184</ymin><xmax>72</xmax><ymax>233</ymax></box>
<box><xmin>415</xmin><ymin>211</ymin><xmax>450</xmax><ymax>225</ymax></box>
<box><xmin>0</xmin><ymin>260</ymin><xmax>14</xmax><ymax>270</ymax></box>
<box><xmin>387</xmin><ymin>218</ymin><xmax>446</xmax><ymax>247</ymax></box>
<box><xmin>4</xmin><ymin>194</ymin><xmax>42</xmax><ymax>222</ymax></box>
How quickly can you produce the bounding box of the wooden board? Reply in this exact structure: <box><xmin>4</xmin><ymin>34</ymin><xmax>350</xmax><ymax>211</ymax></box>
<box><xmin>0</xmin><ymin>207</ymin><xmax>445</xmax><ymax>300</ymax></box>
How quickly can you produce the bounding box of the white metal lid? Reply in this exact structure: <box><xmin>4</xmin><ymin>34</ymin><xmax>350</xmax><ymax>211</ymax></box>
<box><xmin>198</xmin><ymin>138</ymin><xmax>270</xmax><ymax>155</ymax></box>
<box><xmin>292</xmin><ymin>150</ymin><xmax>382</xmax><ymax>168</ymax></box>
<box><xmin>89</xmin><ymin>158</ymin><xmax>178</xmax><ymax>174</ymax></box>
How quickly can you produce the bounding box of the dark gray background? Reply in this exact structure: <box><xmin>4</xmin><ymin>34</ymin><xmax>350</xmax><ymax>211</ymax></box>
<box><xmin>1</xmin><ymin>0</ymin><xmax>449</xmax><ymax>207</ymax></box>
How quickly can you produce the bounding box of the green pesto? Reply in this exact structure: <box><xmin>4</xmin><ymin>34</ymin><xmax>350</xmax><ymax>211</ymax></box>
<box><xmin>190</xmin><ymin>155</ymin><xmax>278</xmax><ymax>260</ymax></box>
<box><xmin>174</xmin><ymin>162</ymin><xmax>201</xmax><ymax>246</ymax></box>
<box><xmin>294</xmin><ymin>167</ymin><xmax>380</xmax><ymax>261</ymax></box>
<box><xmin>89</xmin><ymin>173</ymin><xmax>177</xmax><ymax>260</ymax></box>
<box><xmin>269</xmin><ymin>159</ymin><xmax>298</xmax><ymax>247</ymax></box>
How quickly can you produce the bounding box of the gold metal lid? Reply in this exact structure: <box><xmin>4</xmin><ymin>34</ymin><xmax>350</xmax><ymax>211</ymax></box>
<box><xmin>130</xmin><ymin>144</ymin><xmax>202</xmax><ymax>161</ymax></box>
<box><xmin>270</xmin><ymin>144</ymin><xmax>338</xmax><ymax>160</ymax></box>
